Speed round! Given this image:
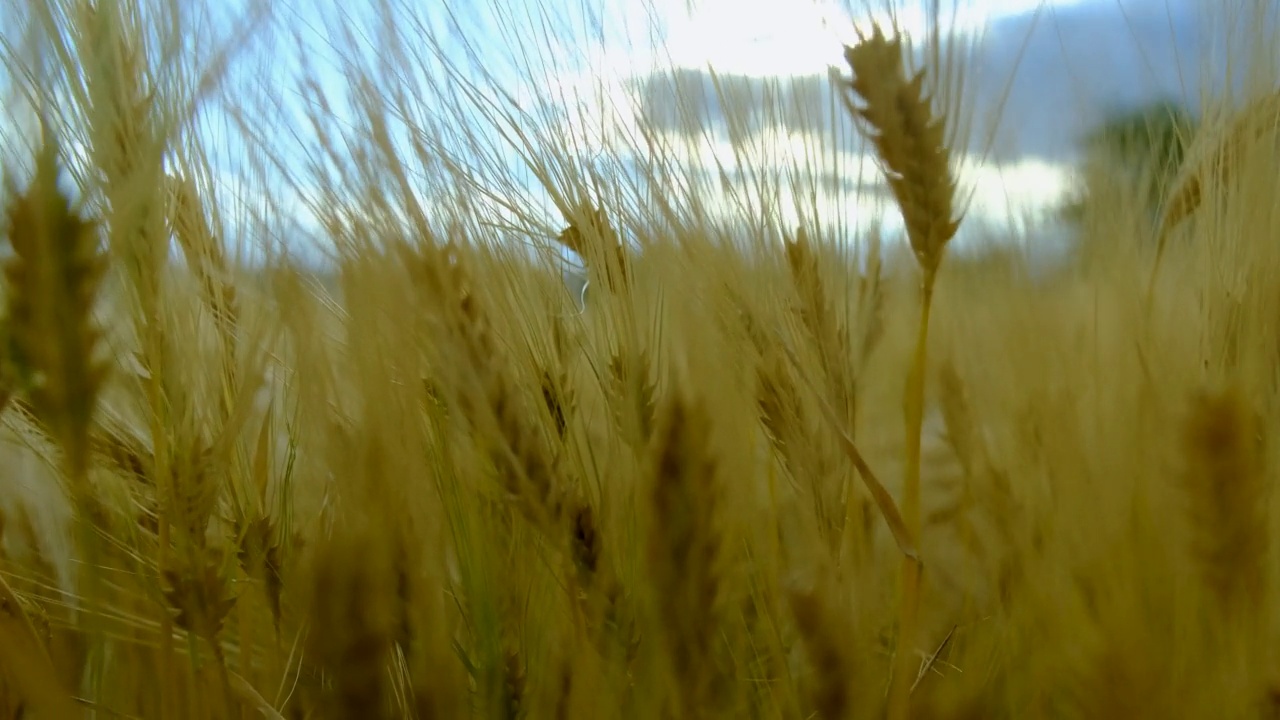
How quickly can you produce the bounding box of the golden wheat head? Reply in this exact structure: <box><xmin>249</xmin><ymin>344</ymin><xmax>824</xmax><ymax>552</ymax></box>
<box><xmin>2</xmin><ymin>129</ymin><xmax>109</xmax><ymax>480</ymax></box>
<box><xmin>840</xmin><ymin>25</ymin><xmax>961</xmax><ymax>274</ymax></box>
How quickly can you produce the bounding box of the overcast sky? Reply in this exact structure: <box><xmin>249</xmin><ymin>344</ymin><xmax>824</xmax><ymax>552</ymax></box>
<box><xmin>620</xmin><ymin>0</ymin><xmax>1269</xmax><ymax>217</ymax></box>
<box><xmin>273</xmin><ymin>0</ymin><xmax>1273</xmax><ymax>243</ymax></box>
<box><xmin>630</xmin><ymin>0</ymin><xmax>1213</xmax><ymax>162</ymax></box>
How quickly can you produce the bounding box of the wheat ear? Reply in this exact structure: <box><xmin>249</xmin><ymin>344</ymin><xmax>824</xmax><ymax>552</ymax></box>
<box><xmin>2</xmin><ymin>127</ymin><xmax>109</xmax><ymax>491</ymax></box>
<box><xmin>1180</xmin><ymin>388</ymin><xmax>1268</xmax><ymax>624</ymax></box>
<box><xmin>840</xmin><ymin>24</ymin><xmax>962</xmax><ymax>720</ymax></box>
<box><xmin>1157</xmin><ymin>92</ymin><xmax>1280</xmax><ymax>243</ymax></box>
<box><xmin>647</xmin><ymin>394</ymin><xmax>726</xmax><ymax>715</ymax></box>
<box><xmin>1149</xmin><ymin>92</ymin><xmax>1280</xmax><ymax>305</ymax></box>
<box><xmin>1</xmin><ymin>128</ymin><xmax>115</xmax><ymax>694</ymax></box>
<box><xmin>554</xmin><ymin>204</ymin><xmax>629</xmax><ymax>300</ymax></box>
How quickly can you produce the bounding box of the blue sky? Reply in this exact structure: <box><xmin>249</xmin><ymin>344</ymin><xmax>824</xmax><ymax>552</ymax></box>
<box><xmin>3</xmin><ymin>0</ymin><xmax>1275</xmax><ymax>266</ymax></box>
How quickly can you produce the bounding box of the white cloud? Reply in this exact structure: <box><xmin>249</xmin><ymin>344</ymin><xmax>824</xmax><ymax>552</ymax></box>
<box><xmin>653</xmin><ymin>0</ymin><xmax>1088</xmax><ymax>78</ymax></box>
<box><xmin>524</xmin><ymin>0</ymin><xmax>1091</xmax><ymax>237</ymax></box>
<box><xmin>955</xmin><ymin>155</ymin><xmax>1073</xmax><ymax>220</ymax></box>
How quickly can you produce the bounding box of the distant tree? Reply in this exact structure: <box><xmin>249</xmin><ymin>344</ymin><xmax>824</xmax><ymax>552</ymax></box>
<box><xmin>1059</xmin><ymin>100</ymin><xmax>1198</xmax><ymax>231</ymax></box>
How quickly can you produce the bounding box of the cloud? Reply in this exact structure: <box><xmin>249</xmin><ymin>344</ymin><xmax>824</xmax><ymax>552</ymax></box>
<box><xmin>623</xmin><ymin>0</ymin><xmax>1245</xmax><ymax>166</ymax></box>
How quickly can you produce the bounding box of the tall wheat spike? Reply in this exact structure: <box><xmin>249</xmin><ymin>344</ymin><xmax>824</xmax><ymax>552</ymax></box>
<box><xmin>0</xmin><ymin>124</ymin><xmax>106</xmax><ymax>720</ymax></box>
<box><xmin>839</xmin><ymin>23</ymin><xmax>962</xmax><ymax>720</ymax></box>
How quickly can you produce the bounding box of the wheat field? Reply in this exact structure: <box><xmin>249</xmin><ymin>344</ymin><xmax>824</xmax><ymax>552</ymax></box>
<box><xmin>0</xmin><ymin>0</ymin><xmax>1279</xmax><ymax>718</ymax></box>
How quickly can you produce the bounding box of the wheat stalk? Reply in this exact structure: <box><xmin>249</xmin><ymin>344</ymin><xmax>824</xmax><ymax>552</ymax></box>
<box><xmin>840</xmin><ymin>23</ymin><xmax>962</xmax><ymax>720</ymax></box>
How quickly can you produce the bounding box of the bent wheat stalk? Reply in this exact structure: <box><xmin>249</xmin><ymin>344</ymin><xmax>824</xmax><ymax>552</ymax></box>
<box><xmin>779</xmin><ymin>339</ymin><xmax>918</xmax><ymax>562</ymax></box>
<box><xmin>840</xmin><ymin>23</ymin><xmax>962</xmax><ymax>720</ymax></box>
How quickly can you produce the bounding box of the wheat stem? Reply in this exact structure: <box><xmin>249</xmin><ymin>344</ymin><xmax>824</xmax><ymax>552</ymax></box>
<box><xmin>888</xmin><ymin>266</ymin><xmax>935</xmax><ymax>719</ymax></box>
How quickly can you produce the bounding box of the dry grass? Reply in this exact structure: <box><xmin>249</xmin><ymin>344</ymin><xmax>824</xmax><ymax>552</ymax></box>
<box><xmin>0</xmin><ymin>0</ymin><xmax>1279</xmax><ymax>717</ymax></box>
